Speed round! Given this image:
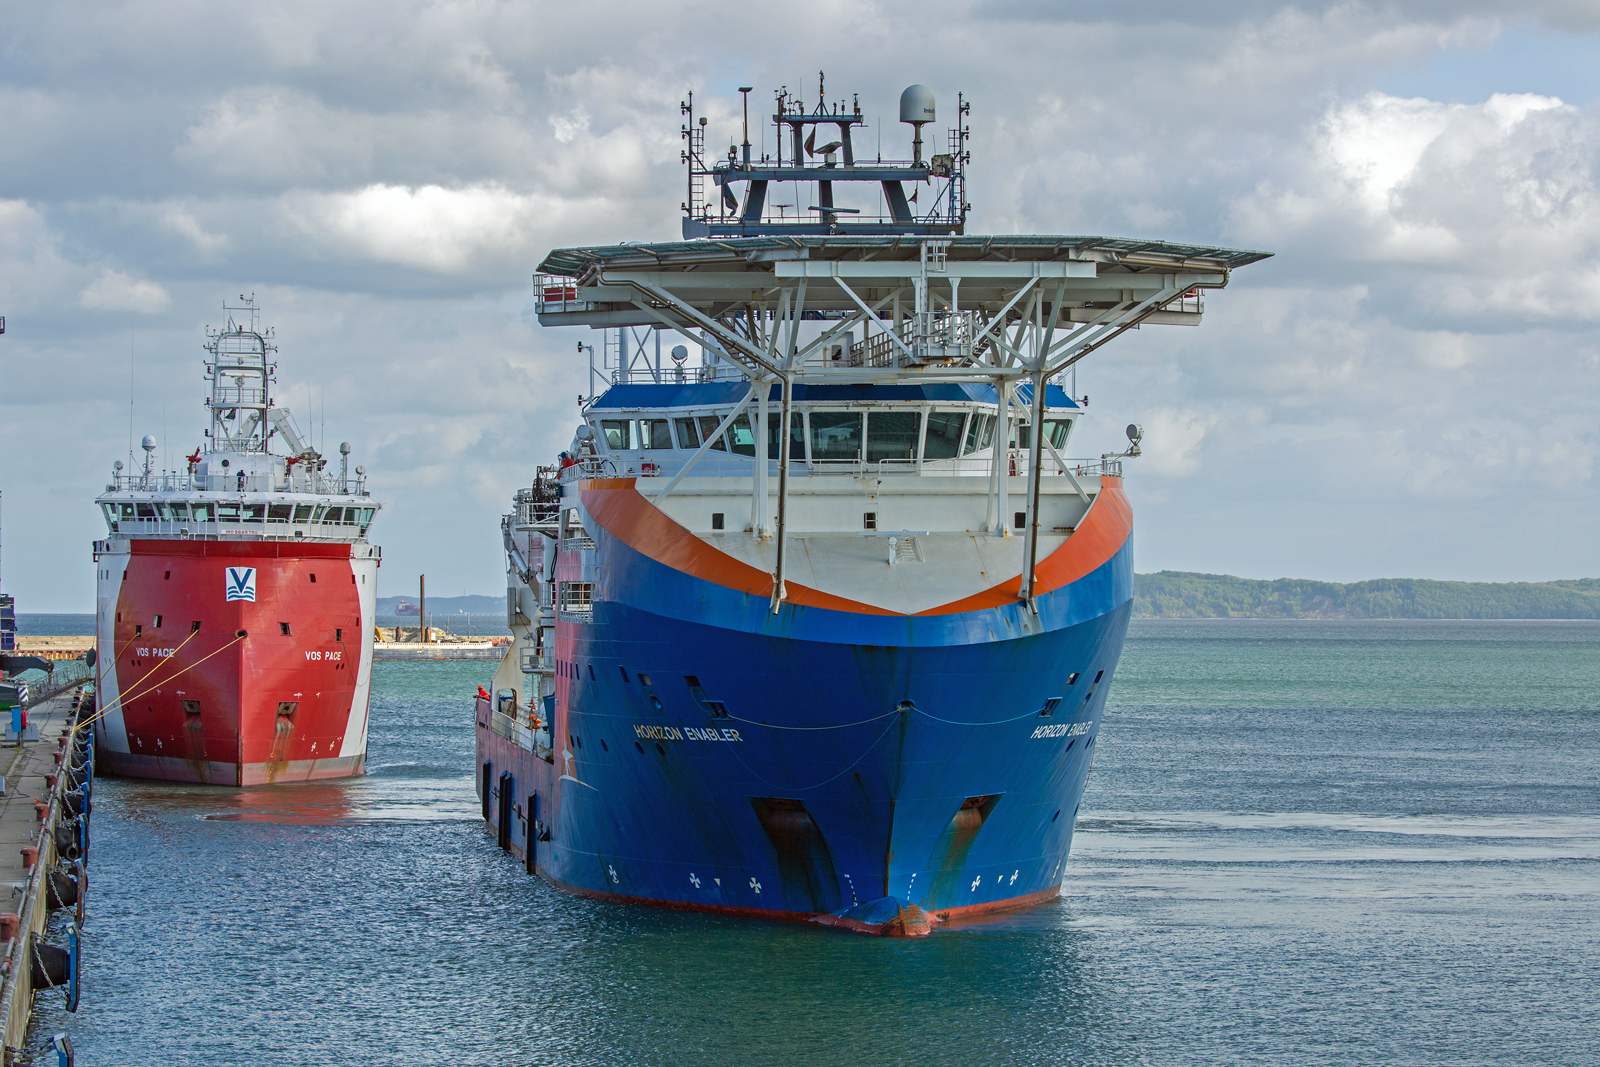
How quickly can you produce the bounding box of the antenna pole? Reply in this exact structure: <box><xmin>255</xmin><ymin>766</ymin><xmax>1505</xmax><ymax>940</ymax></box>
<box><xmin>739</xmin><ymin>87</ymin><xmax>752</xmax><ymax>167</ymax></box>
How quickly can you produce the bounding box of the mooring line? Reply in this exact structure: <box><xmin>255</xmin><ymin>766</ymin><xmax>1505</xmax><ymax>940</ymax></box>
<box><xmin>74</xmin><ymin>634</ymin><xmax>246</xmax><ymax>735</ymax></box>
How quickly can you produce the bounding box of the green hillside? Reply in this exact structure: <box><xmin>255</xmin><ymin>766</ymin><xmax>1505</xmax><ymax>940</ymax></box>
<box><xmin>1134</xmin><ymin>571</ymin><xmax>1600</xmax><ymax>619</ymax></box>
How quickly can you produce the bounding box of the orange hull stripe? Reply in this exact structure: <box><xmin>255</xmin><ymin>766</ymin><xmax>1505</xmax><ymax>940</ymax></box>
<box><xmin>578</xmin><ymin>476</ymin><xmax>1130</xmax><ymax>619</ymax></box>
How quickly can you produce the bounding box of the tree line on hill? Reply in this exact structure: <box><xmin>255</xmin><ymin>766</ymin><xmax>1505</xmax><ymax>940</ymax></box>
<box><xmin>1134</xmin><ymin>572</ymin><xmax>1600</xmax><ymax>619</ymax></box>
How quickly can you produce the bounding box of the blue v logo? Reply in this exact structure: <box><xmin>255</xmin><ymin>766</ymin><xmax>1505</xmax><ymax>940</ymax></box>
<box><xmin>225</xmin><ymin>567</ymin><xmax>257</xmax><ymax>603</ymax></box>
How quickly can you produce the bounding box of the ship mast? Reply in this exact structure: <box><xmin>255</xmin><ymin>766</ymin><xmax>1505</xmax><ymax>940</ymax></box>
<box><xmin>204</xmin><ymin>295</ymin><xmax>276</xmax><ymax>454</ymax></box>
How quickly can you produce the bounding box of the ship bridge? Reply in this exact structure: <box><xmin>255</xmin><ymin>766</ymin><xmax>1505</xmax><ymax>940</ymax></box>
<box><xmin>520</xmin><ymin>82</ymin><xmax>1269</xmax><ymax>615</ymax></box>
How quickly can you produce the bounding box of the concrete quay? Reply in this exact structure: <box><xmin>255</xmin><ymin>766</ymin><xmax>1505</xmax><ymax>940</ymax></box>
<box><xmin>0</xmin><ymin>689</ymin><xmax>90</xmax><ymax>1064</ymax></box>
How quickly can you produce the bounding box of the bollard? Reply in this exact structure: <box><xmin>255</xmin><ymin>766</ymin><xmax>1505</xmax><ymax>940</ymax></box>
<box><xmin>21</xmin><ymin>846</ymin><xmax>38</xmax><ymax>869</ymax></box>
<box><xmin>45</xmin><ymin>773</ymin><xmax>57</xmax><ymax>790</ymax></box>
<box><xmin>0</xmin><ymin>914</ymin><xmax>17</xmax><ymax>941</ymax></box>
<box><xmin>33</xmin><ymin>801</ymin><xmax>46</xmax><ymax>822</ymax></box>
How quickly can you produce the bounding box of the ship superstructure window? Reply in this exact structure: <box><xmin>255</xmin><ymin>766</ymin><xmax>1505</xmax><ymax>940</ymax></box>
<box><xmin>726</xmin><ymin>415</ymin><xmax>757</xmax><ymax>457</ymax></box>
<box><xmin>293</xmin><ymin>505</ymin><xmax>313</xmax><ymax>523</ymax></box>
<box><xmin>640</xmin><ymin>419</ymin><xmax>672</xmax><ymax>450</ymax></box>
<box><xmin>767</xmin><ymin>413</ymin><xmax>806</xmax><ymax>459</ymax></box>
<box><xmin>244</xmin><ymin>504</ymin><xmax>266</xmax><ymax>522</ymax></box>
<box><xmin>924</xmin><ymin>411</ymin><xmax>967</xmax><ymax>460</ymax></box>
<box><xmin>863</xmin><ymin>512</ymin><xmax>877</xmax><ymax>530</ymax></box>
<box><xmin>191</xmin><ymin>504</ymin><xmax>212</xmax><ymax>522</ymax></box>
<box><xmin>136</xmin><ymin>503</ymin><xmax>156</xmax><ymax>520</ymax></box>
<box><xmin>268</xmin><ymin>504</ymin><xmax>293</xmax><ymax>522</ymax></box>
<box><xmin>810</xmin><ymin>412</ymin><xmax>862</xmax><ymax>460</ymax></box>
<box><xmin>962</xmin><ymin>414</ymin><xmax>996</xmax><ymax>455</ymax></box>
<box><xmin>711</xmin><ymin>513</ymin><xmax>724</xmax><ymax>530</ymax></box>
<box><xmin>600</xmin><ymin>420</ymin><xmax>634</xmax><ymax>450</ymax></box>
<box><xmin>866</xmin><ymin>411</ymin><xmax>922</xmax><ymax>462</ymax></box>
<box><xmin>673</xmin><ymin>417</ymin><xmax>701</xmax><ymax>449</ymax></box>
<box><xmin>167</xmin><ymin>504</ymin><xmax>188</xmax><ymax>521</ymax></box>
<box><xmin>1013</xmin><ymin>419</ymin><xmax>1073</xmax><ymax>450</ymax></box>
<box><xmin>695</xmin><ymin>416</ymin><xmax>729</xmax><ymax>451</ymax></box>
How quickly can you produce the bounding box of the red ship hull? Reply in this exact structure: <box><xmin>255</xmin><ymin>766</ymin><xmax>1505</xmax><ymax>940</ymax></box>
<box><xmin>94</xmin><ymin>539</ymin><xmax>379</xmax><ymax>786</ymax></box>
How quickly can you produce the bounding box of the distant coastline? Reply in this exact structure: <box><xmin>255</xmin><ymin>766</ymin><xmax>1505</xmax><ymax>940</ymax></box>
<box><xmin>1136</xmin><ymin>571</ymin><xmax>1600</xmax><ymax>619</ymax></box>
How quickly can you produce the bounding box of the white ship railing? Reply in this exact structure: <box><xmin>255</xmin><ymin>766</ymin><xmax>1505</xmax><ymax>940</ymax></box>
<box><xmin>566</xmin><ymin>454</ymin><xmax>1121</xmax><ymax>480</ymax></box>
<box><xmin>107</xmin><ymin>470</ymin><xmax>370</xmax><ymax>495</ymax></box>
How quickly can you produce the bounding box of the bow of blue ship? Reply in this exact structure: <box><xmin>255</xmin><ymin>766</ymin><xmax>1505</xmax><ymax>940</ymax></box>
<box><xmin>477</xmin><ymin>476</ymin><xmax>1134</xmax><ymax>936</ymax></box>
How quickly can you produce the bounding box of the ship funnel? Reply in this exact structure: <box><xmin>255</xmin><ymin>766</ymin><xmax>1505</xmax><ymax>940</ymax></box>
<box><xmin>899</xmin><ymin>84</ymin><xmax>936</xmax><ymax>164</ymax></box>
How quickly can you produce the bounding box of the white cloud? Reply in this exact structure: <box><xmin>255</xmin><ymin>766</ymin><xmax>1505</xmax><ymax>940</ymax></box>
<box><xmin>1135</xmin><ymin>407</ymin><xmax>1224</xmax><ymax>477</ymax></box>
<box><xmin>162</xmin><ymin>207</ymin><xmax>229</xmax><ymax>256</ymax></box>
<box><xmin>76</xmin><ymin>269</ymin><xmax>171</xmax><ymax>313</ymax></box>
<box><xmin>279</xmin><ymin>183</ymin><xmax>574</xmax><ymax>273</ymax></box>
<box><xmin>1231</xmin><ymin>90</ymin><xmax>1600</xmax><ymax>323</ymax></box>
<box><xmin>549</xmin><ymin>106</ymin><xmax>590</xmax><ymax>144</ymax></box>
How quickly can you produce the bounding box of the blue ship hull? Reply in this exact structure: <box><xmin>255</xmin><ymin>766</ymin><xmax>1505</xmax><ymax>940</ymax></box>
<box><xmin>477</xmin><ymin>479</ymin><xmax>1134</xmax><ymax>935</ymax></box>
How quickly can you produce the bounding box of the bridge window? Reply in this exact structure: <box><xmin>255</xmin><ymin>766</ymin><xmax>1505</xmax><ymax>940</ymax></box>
<box><xmin>292</xmin><ymin>505</ymin><xmax>314</xmax><ymax>523</ymax></box>
<box><xmin>695</xmin><ymin>416</ymin><xmax>728</xmax><ymax>451</ymax></box>
<box><xmin>136</xmin><ymin>503</ymin><xmax>157</xmax><ymax>520</ymax></box>
<box><xmin>191</xmin><ymin>503</ymin><xmax>212</xmax><ymax>522</ymax></box>
<box><xmin>640</xmin><ymin>419</ymin><xmax>673</xmax><ymax>450</ymax></box>
<box><xmin>867</xmin><ymin>411</ymin><xmax>921</xmax><ymax>462</ymax></box>
<box><xmin>673</xmin><ymin>417</ymin><xmax>700</xmax><ymax>449</ymax></box>
<box><xmin>810</xmin><ymin>411</ymin><xmax>862</xmax><ymax>460</ymax></box>
<box><xmin>600</xmin><ymin>420</ymin><xmax>634</xmax><ymax>451</ymax></box>
<box><xmin>1012</xmin><ymin>419</ymin><xmax>1072</xmax><ymax>450</ymax></box>
<box><xmin>963</xmin><ymin>413</ymin><xmax>995</xmax><ymax>455</ymax></box>
<box><xmin>767</xmin><ymin>412</ymin><xmax>805</xmax><ymax>460</ymax></box>
<box><xmin>216</xmin><ymin>503</ymin><xmax>240</xmax><ymax>521</ymax></box>
<box><xmin>268</xmin><ymin>504</ymin><xmax>293</xmax><ymax>522</ymax></box>
<box><xmin>243</xmin><ymin>504</ymin><xmax>267</xmax><ymax>522</ymax></box>
<box><xmin>167</xmin><ymin>504</ymin><xmax>189</xmax><ymax>521</ymax></box>
<box><xmin>726</xmin><ymin>415</ymin><xmax>757</xmax><ymax>456</ymax></box>
<box><xmin>924</xmin><ymin>411</ymin><xmax>967</xmax><ymax>460</ymax></box>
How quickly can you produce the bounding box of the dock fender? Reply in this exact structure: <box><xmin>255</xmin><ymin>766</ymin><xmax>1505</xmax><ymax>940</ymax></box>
<box><xmin>53</xmin><ymin>819</ymin><xmax>82</xmax><ymax>862</ymax></box>
<box><xmin>31</xmin><ymin>937</ymin><xmax>70</xmax><ymax>988</ymax></box>
<box><xmin>45</xmin><ymin>869</ymin><xmax>79</xmax><ymax>911</ymax></box>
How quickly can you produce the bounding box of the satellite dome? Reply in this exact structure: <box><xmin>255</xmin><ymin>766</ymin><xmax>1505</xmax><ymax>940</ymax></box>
<box><xmin>141</xmin><ymin>434</ymin><xmax>157</xmax><ymax>452</ymax></box>
<box><xmin>899</xmin><ymin>85</ymin><xmax>935</xmax><ymax>125</ymax></box>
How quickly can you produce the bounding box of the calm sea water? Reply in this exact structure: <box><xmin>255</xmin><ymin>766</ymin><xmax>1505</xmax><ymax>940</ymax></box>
<box><xmin>27</xmin><ymin>620</ymin><xmax>1600</xmax><ymax>1065</ymax></box>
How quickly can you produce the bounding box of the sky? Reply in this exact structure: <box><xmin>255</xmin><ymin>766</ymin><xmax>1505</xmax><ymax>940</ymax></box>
<box><xmin>2</xmin><ymin>1</ymin><xmax>1599</xmax><ymax>611</ymax></box>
